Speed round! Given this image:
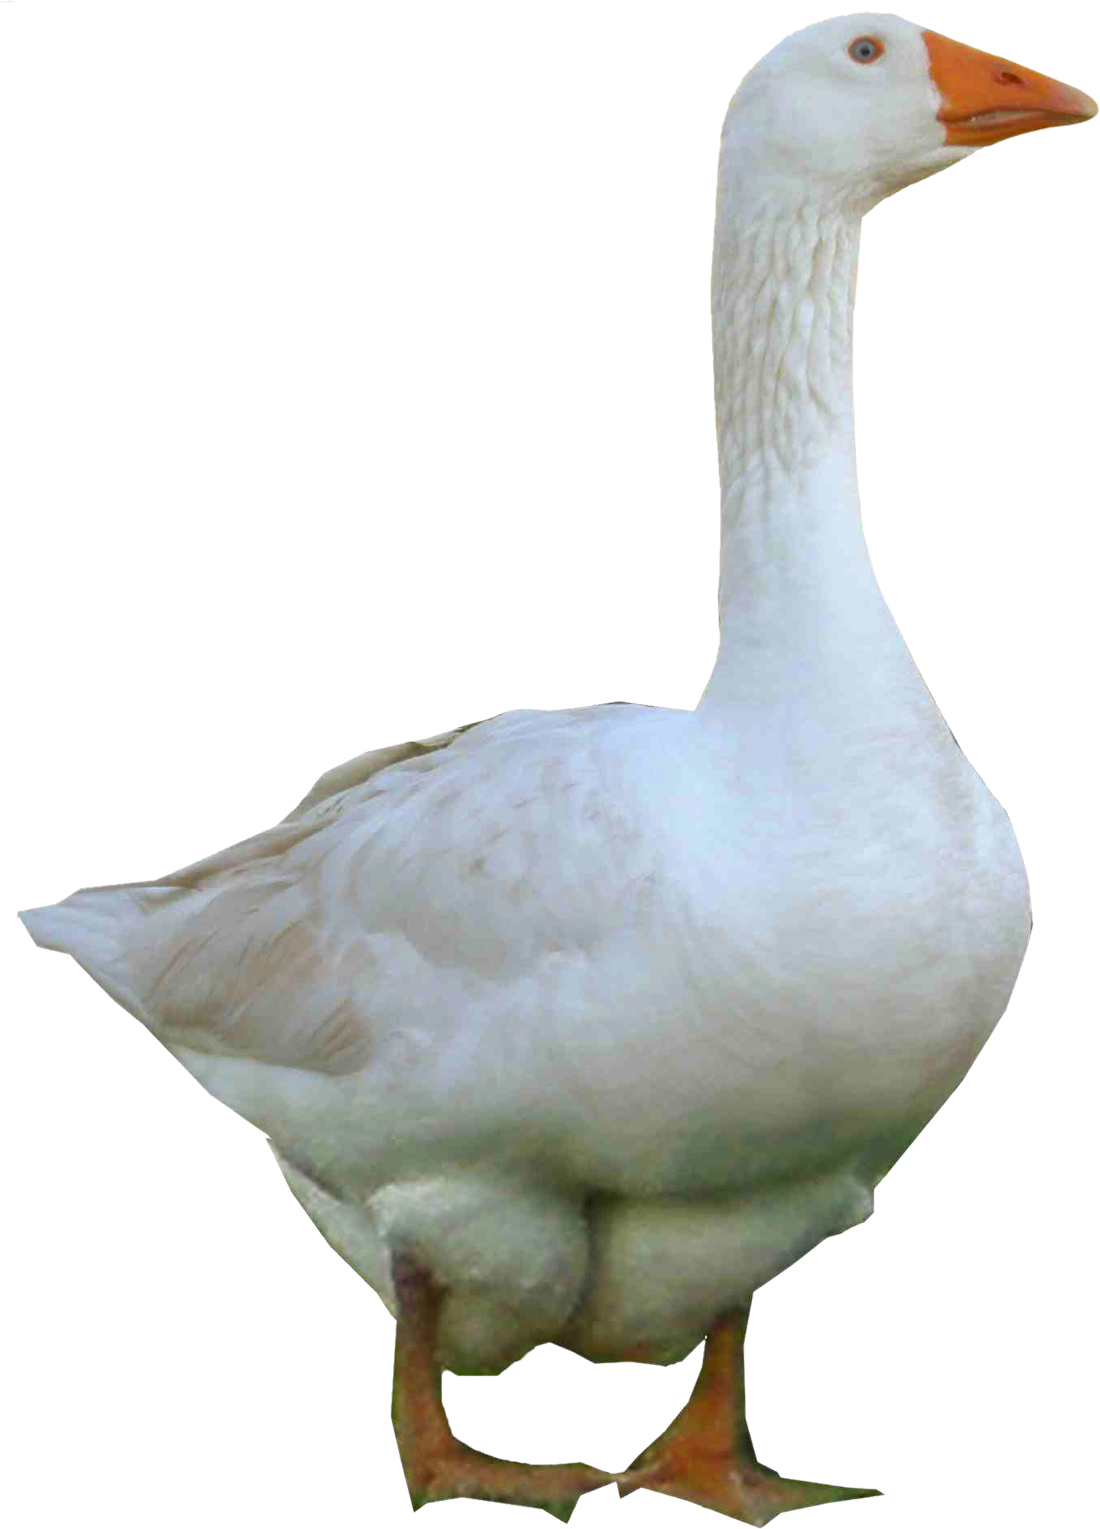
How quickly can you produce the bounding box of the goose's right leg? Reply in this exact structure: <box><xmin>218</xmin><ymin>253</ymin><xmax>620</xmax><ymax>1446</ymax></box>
<box><xmin>390</xmin><ymin>1255</ymin><xmax>612</xmax><ymax>1523</ymax></box>
<box><xmin>618</xmin><ymin>1302</ymin><xmax>880</xmax><ymax>1526</ymax></box>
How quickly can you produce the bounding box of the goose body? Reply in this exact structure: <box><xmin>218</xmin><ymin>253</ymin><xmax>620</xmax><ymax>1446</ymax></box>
<box><xmin>20</xmin><ymin>12</ymin><xmax>1093</xmax><ymax>1519</ymax></box>
<box><xmin>26</xmin><ymin>691</ymin><xmax>1026</xmax><ymax>1369</ymax></box>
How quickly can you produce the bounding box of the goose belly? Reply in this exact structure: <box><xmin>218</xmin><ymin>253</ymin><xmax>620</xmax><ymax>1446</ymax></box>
<box><xmin>265</xmin><ymin>845</ymin><xmax>1027</xmax><ymax>1373</ymax></box>
<box><xmin>562</xmin><ymin>1169</ymin><xmax>874</xmax><ymax>1365</ymax></box>
<box><xmin>273</xmin><ymin>1147</ymin><xmax>872</xmax><ymax>1372</ymax></box>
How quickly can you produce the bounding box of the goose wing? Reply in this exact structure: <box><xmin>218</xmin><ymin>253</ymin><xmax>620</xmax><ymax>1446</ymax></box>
<box><xmin>282</xmin><ymin>716</ymin><xmax>488</xmax><ymax>822</ymax></box>
<box><xmin>20</xmin><ymin>704</ymin><xmax>661</xmax><ymax>1079</ymax></box>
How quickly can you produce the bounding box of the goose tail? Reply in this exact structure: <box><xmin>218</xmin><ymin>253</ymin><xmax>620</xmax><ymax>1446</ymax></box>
<box><xmin>21</xmin><ymin>892</ymin><xmax>120</xmax><ymax>963</ymax></box>
<box><xmin>18</xmin><ymin>885</ymin><xmax>171</xmax><ymax>1027</ymax></box>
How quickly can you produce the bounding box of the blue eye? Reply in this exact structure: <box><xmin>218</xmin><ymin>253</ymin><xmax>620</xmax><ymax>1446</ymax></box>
<box><xmin>849</xmin><ymin>37</ymin><xmax>885</xmax><ymax>64</ymax></box>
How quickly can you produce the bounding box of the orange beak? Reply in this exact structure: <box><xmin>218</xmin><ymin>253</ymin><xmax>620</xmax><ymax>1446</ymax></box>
<box><xmin>924</xmin><ymin>30</ymin><xmax>1098</xmax><ymax>147</ymax></box>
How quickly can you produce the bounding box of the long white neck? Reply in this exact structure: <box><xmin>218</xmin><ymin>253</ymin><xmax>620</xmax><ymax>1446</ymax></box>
<box><xmin>697</xmin><ymin>170</ymin><xmax>944</xmax><ymax>748</ymax></box>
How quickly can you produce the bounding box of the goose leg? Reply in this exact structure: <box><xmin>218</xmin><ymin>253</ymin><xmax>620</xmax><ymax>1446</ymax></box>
<box><xmin>618</xmin><ymin>1302</ymin><xmax>880</xmax><ymax>1526</ymax></box>
<box><xmin>390</xmin><ymin>1255</ymin><xmax>612</xmax><ymax>1523</ymax></box>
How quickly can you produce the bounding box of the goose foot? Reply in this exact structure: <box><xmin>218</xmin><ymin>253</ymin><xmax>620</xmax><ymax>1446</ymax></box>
<box><xmin>390</xmin><ymin>1254</ymin><xmax>611</xmax><ymax>1521</ymax></box>
<box><xmin>405</xmin><ymin>1443</ymin><xmax>611</xmax><ymax>1522</ymax></box>
<box><xmin>618</xmin><ymin>1454</ymin><xmax>879</xmax><ymax>1526</ymax></box>
<box><xmin>617</xmin><ymin>1303</ymin><xmax>880</xmax><ymax>1524</ymax></box>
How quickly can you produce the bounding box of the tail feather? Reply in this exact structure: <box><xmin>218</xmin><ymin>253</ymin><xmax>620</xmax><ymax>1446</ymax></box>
<box><xmin>18</xmin><ymin>886</ymin><xmax>174</xmax><ymax>1028</ymax></box>
<box><xmin>21</xmin><ymin>882</ymin><xmax>178</xmax><ymax>956</ymax></box>
<box><xmin>19</xmin><ymin>876</ymin><xmax>372</xmax><ymax>1077</ymax></box>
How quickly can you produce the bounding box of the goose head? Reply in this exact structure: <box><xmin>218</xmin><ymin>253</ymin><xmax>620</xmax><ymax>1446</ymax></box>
<box><xmin>724</xmin><ymin>13</ymin><xmax>1096</xmax><ymax>209</ymax></box>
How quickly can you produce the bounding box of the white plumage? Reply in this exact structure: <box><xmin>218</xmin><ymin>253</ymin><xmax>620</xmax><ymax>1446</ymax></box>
<box><xmin>20</xmin><ymin>688</ymin><xmax>1026</xmax><ymax>1375</ymax></box>
<box><xmin>21</xmin><ymin>13</ymin><xmax>1094</xmax><ymax>1519</ymax></box>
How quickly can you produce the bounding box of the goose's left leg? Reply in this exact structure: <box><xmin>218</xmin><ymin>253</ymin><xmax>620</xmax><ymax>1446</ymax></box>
<box><xmin>618</xmin><ymin>1302</ymin><xmax>880</xmax><ymax>1526</ymax></box>
<box><xmin>391</xmin><ymin>1255</ymin><xmax>612</xmax><ymax>1523</ymax></box>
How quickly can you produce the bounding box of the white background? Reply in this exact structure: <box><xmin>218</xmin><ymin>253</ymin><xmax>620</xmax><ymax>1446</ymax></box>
<box><xmin>3</xmin><ymin>2</ymin><xmax>1097</xmax><ymax>1526</ymax></box>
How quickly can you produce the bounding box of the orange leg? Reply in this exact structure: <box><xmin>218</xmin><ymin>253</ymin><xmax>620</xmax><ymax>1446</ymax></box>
<box><xmin>390</xmin><ymin>1256</ymin><xmax>612</xmax><ymax>1523</ymax></box>
<box><xmin>618</xmin><ymin>1303</ymin><xmax>880</xmax><ymax>1526</ymax></box>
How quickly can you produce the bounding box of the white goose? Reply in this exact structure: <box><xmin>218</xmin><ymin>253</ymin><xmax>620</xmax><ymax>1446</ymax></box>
<box><xmin>21</xmin><ymin>14</ymin><xmax>1096</xmax><ymax>1527</ymax></box>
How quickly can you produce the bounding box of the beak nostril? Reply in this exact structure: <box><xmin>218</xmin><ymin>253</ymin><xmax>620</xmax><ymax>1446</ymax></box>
<box><xmin>996</xmin><ymin>70</ymin><xmax>1025</xmax><ymax>86</ymax></box>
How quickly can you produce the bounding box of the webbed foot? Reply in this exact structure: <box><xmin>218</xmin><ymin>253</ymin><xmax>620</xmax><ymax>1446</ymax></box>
<box><xmin>616</xmin><ymin>1303</ymin><xmax>880</xmax><ymax>1524</ymax></box>
<box><xmin>619</xmin><ymin>1449</ymin><xmax>879</xmax><ymax>1525</ymax></box>
<box><xmin>405</xmin><ymin>1440</ymin><xmax>611</xmax><ymax>1522</ymax></box>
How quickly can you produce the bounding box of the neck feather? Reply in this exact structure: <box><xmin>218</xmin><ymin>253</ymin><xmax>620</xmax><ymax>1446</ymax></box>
<box><xmin>699</xmin><ymin>183</ymin><xmax>927</xmax><ymax>729</ymax></box>
<box><xmin>713</xmin><ymin>197</ymin><xmax>860</xmax><ymax>532</ymax></box>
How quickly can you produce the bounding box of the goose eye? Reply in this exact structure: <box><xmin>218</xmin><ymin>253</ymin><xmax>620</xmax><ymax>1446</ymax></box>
<box><xmin>848</xmin><ymin>36</ymin><xmax>885</xmax><ymax>64</ymax></box>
